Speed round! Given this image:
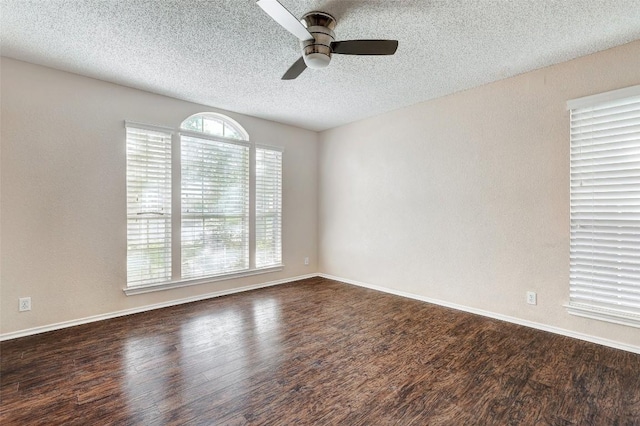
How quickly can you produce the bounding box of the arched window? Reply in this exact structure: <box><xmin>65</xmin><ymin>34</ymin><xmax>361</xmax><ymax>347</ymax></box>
<box><xmin>179</xmin><ymin>113</ymin><xmax>251</xmax><ymax>279</ymax></box>
<box><xmin>181</xmin><ymin>112</ymin><xmax>249</xmax><ymax>141</ymax></box>
<box><xmin>125</xmin><ymin>111</ymin><xmax>281</xmax><ymax>291</ymax></box>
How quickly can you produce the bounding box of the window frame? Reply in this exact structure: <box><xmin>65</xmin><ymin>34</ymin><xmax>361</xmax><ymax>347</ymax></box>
<box><xmin>256</xmin><ymin>144</ymin><xmax>284</xmax><ymax>268</ymax></box>
<box><xmin>566</xmin><ymin>85</ymin><xmax>640</xmax><ymax>328</ymax></box>
<box><xmin>124</xmin><ymin>117</ymin><xmax>284</xmax><ymax>296</ymax></box>
<box><xmin>179</xmin><ymin>132</ymin><xmax>251</xmax><ymax>279</ymax></box>
<box><xmin>125</xmin><ymin>125</ymin><xmax>173</xmax><ymax>287</ymax></box>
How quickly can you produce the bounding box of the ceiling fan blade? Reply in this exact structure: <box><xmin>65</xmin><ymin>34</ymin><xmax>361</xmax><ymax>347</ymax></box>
<box><xmin>331</xmin><ymin>40</ymin><xmax>399</xmax><ymax>55</ymax></box>
<box><xmin>257</xmin><ymin>0</ymin><xmax>313</xmax><ymax>41</ymax></box>
<box><xmin>282</xmin><ymin>57</ymin><xmax>307</xmax><ymax>80</ymax></box>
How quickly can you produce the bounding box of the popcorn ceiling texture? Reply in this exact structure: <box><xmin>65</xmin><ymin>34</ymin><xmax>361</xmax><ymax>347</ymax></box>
<box><xmin>1</xmin><ymin>0</ymin><xmax>639</xmax><ymax>131</ymax></box>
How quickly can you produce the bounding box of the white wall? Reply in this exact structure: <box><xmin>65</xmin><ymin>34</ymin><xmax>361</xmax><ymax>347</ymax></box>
<box><xmin>0</xmin><ymin>58</ymin><xmax>318</xmax><ymax>335</ymax></box>
<box><xmin>319</xmin><ymin>40</ymin><xmax>640</xmax><ymax>348</ymax></box>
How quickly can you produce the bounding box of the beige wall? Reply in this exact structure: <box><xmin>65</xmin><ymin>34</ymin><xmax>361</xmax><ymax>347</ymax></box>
<box><xmin>3</xmin><ymin>40</ymin><xmax>640</xmax><ymax>348</ymax></box>
<box><xmin>1</xmin><ymin>58</ymin><xmax>318</xmax><ymax>335</ymax></box>
<box><xmin>319</xmin><ymin>40</ymin><xmax>640</xmax><ymax>348</ymax></box>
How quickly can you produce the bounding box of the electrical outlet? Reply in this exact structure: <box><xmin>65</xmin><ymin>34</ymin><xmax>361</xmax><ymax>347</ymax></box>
<box><xmin>526</xmin><ymin>291</ymin><xmax>537</xmax><ymax>305</ymax></box>
<box><xmin>19</xmin><ymin>297</ymin><xmax>31</xmax><ymax>312</ymax></box>
<box><xmin>304</xmin><ymin>257</ymin><xmax>309</xmax><ymax>265</ymax></box>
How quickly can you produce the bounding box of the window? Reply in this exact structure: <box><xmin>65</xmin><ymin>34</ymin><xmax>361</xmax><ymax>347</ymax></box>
<box><xmin>125</xmin><ymin>113</ymin><xmax>283</xmax><ymax>292</ymax></box>
<box><xmin>181</xmin><ymin>112</ymin><xmax>248</xmax><ymax>140</ymax></box>
<box><xmin>126</xmin><ymin>126</ymin><xmax>172</xmax><ymax>286</ymax></box>
<box><xmin>256</xmin><ymin>146</ymin><xmax>283</xmax><ymax>268</ymax></box>
<box><xmin>181</xmin><ymin>135</ymin><xmax>249</xmax><ymax>278</ymax></box>
<box><xmin>567</xmin><ymin>85</ymin><xmax>640</xmax><ymax>328</ymax></box>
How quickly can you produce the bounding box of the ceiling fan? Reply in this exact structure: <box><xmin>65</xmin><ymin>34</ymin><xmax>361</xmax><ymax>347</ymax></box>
<box><xmin>257</xmin><ymin>0</ymin><xmax>399</xmax><ymax>80</ymax></box>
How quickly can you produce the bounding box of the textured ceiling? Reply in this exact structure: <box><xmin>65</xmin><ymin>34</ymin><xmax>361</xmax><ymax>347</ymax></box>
<box><xmin>2</xmin><ymin>0</ymin><xmax>640</xmax><ymax>131</ymax></box>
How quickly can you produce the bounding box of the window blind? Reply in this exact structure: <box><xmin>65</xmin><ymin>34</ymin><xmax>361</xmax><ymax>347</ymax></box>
<box><xmin>181</xmin><ymin>135</ymin><xmax>250</xmax><ymax>278</ymax></box>
<box><xmin>126</xmin><ymin>127</ymin><xmax>172</xmax><ymax>286</ymax></box>
<box><xmin>256</xmin><ymin>146</ymin><xmax>283</xmax><ymax>268</ymax></box>
<box><xmin>569</xmin><ymin>87</ymin><xmax>640</xmax><ymax>327</ymax></box>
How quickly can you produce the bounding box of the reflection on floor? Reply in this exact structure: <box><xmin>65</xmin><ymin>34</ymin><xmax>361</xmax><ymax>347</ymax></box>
<box><xmin>1</xmin><ymin>277</ymin><xmax>639</xmax><ymax>424</ymax></box>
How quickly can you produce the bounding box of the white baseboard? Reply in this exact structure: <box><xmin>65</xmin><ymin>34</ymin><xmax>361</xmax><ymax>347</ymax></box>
<box><xmin>0</xmin><ymin>273</ymin><xmax>318</xmax><ymax>342</ymax></box>
<box><xmin>5</xmin><ymin>272</ymin><xmax>639</xmax><ymax>355</ymax></box>
<box><xmin>319</xmin><ymin>273</ymin><xmax>640</xmax><ymax>355</ymax></box>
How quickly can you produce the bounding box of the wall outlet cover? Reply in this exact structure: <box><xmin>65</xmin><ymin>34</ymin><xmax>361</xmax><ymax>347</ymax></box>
<box><xmin>19</xmin><ymin>297</ymin><xmax>32</xmax><ymax>312</ymax></box>
<box><xmin>526</xmin><ymin>291</ymin><xmax>537</xmax><ymax>305</ymax></box>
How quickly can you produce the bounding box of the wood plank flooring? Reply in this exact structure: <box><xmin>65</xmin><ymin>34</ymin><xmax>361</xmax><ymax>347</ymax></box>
<box><xmin>1</xmin><ymin>277</ymin><xmax>639</xmax><ymax>425</ymax></box>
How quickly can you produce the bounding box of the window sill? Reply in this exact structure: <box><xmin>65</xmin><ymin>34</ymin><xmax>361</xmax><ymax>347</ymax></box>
<box><xmin>565</xmin><ymin>303</ymin><xmax>640</xmax><ymax>329</ymax></box>
<box><xmin>123</xmin><ymin>265</ymin><xmax>284</xmax><ymax>296</ymax></box>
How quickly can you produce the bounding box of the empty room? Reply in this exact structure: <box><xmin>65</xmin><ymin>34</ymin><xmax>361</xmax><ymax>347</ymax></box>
<box><xmin>1</xmin><ymin>0</ymin><xmax>639</xmax><ymax>424</ymax></box>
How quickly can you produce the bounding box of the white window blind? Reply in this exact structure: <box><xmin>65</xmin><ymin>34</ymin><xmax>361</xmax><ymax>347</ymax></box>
<box><xmin>181</xmin><ymin>135</ymin><xmax>250</xmax><ymax>278</ymax></box>
<box><xmin>126</xmin><ymin>127</ymin><xmax>172</xmax><ymax>286</ymax></box>
<box><xmin>568</xmin><ymin>86</ymin><xmax>640</xmax><ymax>328</ymax></box>
<box><xmin>256</xmin><ymin>146</ymin><xmax>283</xmax><ymax>268</ymax></box>
<box><xmin>124</xmin><ymin>114</ymin><xmax>284</xmax><ymax>294</ymax></box>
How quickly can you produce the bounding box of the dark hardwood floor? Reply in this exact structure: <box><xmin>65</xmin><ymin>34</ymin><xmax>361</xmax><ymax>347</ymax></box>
<box><xmin>1</xmin><ymin>277</ymin><xmax>639</xmax><ymax>425</ymax></box>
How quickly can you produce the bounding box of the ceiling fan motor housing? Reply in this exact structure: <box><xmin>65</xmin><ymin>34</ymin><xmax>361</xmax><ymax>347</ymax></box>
<box><xmin>301</xmin><ymin>12</ymin><xmax>336</xmax><ymax>69</ymax></box>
